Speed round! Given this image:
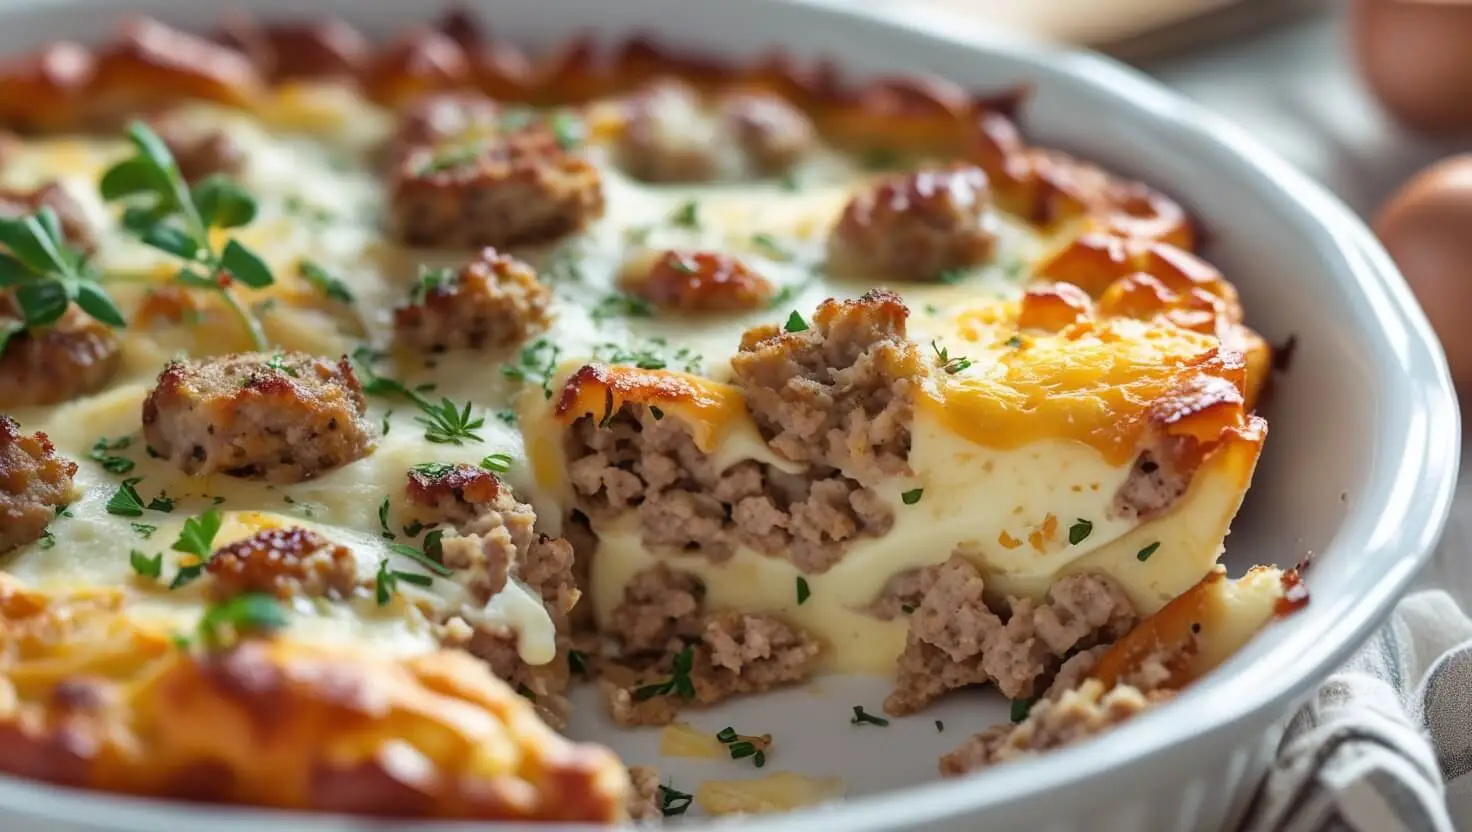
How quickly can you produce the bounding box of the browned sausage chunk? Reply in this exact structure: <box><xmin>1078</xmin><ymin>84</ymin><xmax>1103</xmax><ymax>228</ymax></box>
<box><xmin>0</xmin><ymin>415</ymin><xmax>76</xmax><ymax>553</ymax></box>
<box><xmin>828</xmin><ymin>164</ymin><xmax>998</xmax><ymax>281</ymax></box>
<box><xmin>388</xmin><ymin>108</ymin><xmax>604</xmax><ymax>249</ymax></box>
<box><xmin>150</xmin><ymin>119</ymin><xmax>244</xmax><ymax>183</ymax></box>
<box><xmin>0</xmin><ymin>298</ymin><xmax>121</xmax><ymax>408</ymax></box>
<box><xmin>615</xmin><ymin>79</ymin><xmax>816</xmax><ymax>183</ymax></box>
<box><xmin>393</xmin><ymin>248</ymin><xmax>551</xmax><ymax>353</ymax></box>
<box><xmin>206</xmin><ymin>526</ymin><xmax>358</xmax><ymax>601</ymax></box>
<box><xmin>141</xmin><ymin>351</ymin><xmax>374</xmax><ymax>484</ymax></box>
<box><xmin>0</xmin><ymin>182</ymin><xmax>97</xmax><ymax>255</ymax></box>
<box><xmin>731</xmin><ymin>290</ymin><xmax>924</xmax><ymax>486</ymax></box>
<box><xmin>623</xmin><ymin>250</ymin><xmax>774</xmax><ymax>314</ymax></box>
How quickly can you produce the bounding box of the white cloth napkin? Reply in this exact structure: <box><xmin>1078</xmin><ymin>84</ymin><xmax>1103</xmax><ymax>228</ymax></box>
<box><xmin>1239</xmin><ymin>591</ymin><xmax>1472</xmax><ymax>832</ymax></box>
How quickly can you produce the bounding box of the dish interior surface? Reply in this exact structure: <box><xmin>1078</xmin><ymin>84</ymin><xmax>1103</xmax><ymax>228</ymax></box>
<box><xmin>0</xmin><ymin>1</ymin><xmax>1457</xmax><ymax>830</ymax></box>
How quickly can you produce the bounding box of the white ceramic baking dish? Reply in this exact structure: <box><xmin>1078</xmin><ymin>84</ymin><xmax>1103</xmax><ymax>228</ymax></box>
<box><xmin>0</xmin><ymin>1</ymin><xmax>1457</xmax><ymax>830</ymax></box>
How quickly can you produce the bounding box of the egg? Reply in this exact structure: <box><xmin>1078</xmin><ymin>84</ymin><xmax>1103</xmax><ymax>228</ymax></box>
<box><xmin>1351</xmin><ymin>0</ymin><xmax>1472</xmax><ymax>132</ymax></box>
<box><xmin>1374</xmin><ymin>155</ymin><xmax>1472</xmax><ymax>390</ymax></box>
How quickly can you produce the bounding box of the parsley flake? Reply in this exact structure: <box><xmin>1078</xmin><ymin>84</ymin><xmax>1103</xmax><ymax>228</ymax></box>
<box><xmin>632</xmin><ymin>646</ymin><xmax>696</xmax><ymax>701</ymax></box>
<box><xmin>591</xmin><ymin>291</ymin><xmax>653</xmax><ymax>321</ymax></box>
<box><xmin>716</xmin><ymin>726</ymin><xmax>771</xmax><ymax>768</ymax></box>
<box><xmin>901</xmin><ymin>488</ymin><xmax>924</xmax><ymax>505</ymax></box>
<box><xmin>1068</xmin><ymin>519</ymin><xmax>1093</xmax><ymax>546</ymax></box>
<box><xmin>659</xmin><ymin>784</ymin><xmax>693</xmax><ymax>817</ymax></box>
<box><xmin>129</xmin><ymin>549</ymin><xmax>163</xmax><ymax>579</ymax></box>
<box><xmin>850</xmin><ymin>705</ymin><xmax>889</xmax><ymax>727</ymax></box>
<box><xmin>1136</xmin><ymin>541</ymin><xmax>1161</xmax><ymax>562</ymax></box>
<box><xmin>480</xmin><ymin>453</ymin><xmax>512</xmax><ymax>473</ymax></box>
<box><xmin>670</xmin><ymin>200</ymin><xmax>700</xmax><ymax>228</ymax></box>
<box><xmin>130</xmin><ymin>522</ymin><xmax>157</xmax><ymax>539</ymax></box>
<box><xmin>106</xmin><ymin>477</ymin><xmax>146</xmax><ymax>517</ymax></box>
<box><xmin>931</xmin><ymin>340</ymin><xmax>972</xmax><ymax>374</ymax></box>
<box><xmin>796</xmin><ymin>576</ymin><xmax>810</xmax><ymax>605</ymax></box>
<box><xmin>783</xmin><ymin>310</ymin><xmax>809</xmax><ymax>333</ymax></box>
<box><xmin>298</xmin><ymin>260</ymin><xmax>354</xmax><ymax>304</ymax></box>
<box><xmin>196</xmin><ymin>593</ymin><xmax>288</xmax><ymax>648</ymax></box>
<box><xmin>88</xmin><ymin>435</ymin><xmax>134</xmax><ymax>474</ymax></box>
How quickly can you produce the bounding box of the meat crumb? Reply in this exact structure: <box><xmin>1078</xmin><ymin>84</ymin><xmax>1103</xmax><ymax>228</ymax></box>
<box><xmin>625</xmin><ymin>765</ymin><xmax>662</xmax><ymax>821</ymax></box>
<box><xmin>938</xmin><ymin>680</ymin><xmax>1166</xmax><ymax>775</ymax></box>
<box><xmin>0</xmin><ymin>416</ymin><xmax>77</xmax><ymax>554</ymax></box>
<box><xmin>883</xmin><ymin>557</ymin><xmax>1136</xmax><ymax>715</ymax></box>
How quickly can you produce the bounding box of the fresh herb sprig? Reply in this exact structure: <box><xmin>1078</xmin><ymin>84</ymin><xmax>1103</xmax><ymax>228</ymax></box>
<box><xmin>196</xmin><ymin>592</ymin><xmax>288</xmax><ymax>648</ymax></box>
<box><xmin>0</xmin><ymin>206</ymin><xmax>124</xmax><ymax>354</ymax></box>
<box><xmin>100</xmin><ymin>121</ymin><xmax>276</xmax><ymax>350</ymax></box>
<box><xmin>632</xmin><ymin>646</ymin><xmax>696</xmax><ymax>701</ymax></box>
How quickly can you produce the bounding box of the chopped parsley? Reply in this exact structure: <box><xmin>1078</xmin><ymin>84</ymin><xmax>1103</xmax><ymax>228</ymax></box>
<box><xmin>129</xmin><ymin>549</ymin><xmax>163</xmax><ymax>579</ymax></box>
<box><xmin>378</xmin><ymin>496</ymin><xmax>395</xmax><ymax>540</ymax></box>
<box><xmin>500</xmin><ymin>337</ymin><xmax>562</xmax><ymax>400</ymax></box>
<box><xmin>931</xmin><ymin>340</ymin><xmax>971</xmax><ymax>374</ymax></box>
<box><xmin>936</xmin><ymin>269</ymin><xmax>966</xmax><ymax>285</ymax></box>
<box><xmin>388</xmin><ymin>532</ymin><xmax>452</xmax><ymax>578</ymax></box>
<box><xmin>1068</xmin><ymin>519</ymin><xmax>1093</xmax><ymax>546</ymax></box>
<box><xmin>658</xmin><ymin>784</ymin><xmax>693</xmax><ymax>817</ymax></box>
<box><xmin>850</xmin><ymin>705</ymin><xmax>889</xmax><ymax>727</ymax></box>
<box><xmin>1136</xmin><ymin>541</ymin><xmax>1161</xmax><ymax>562</ymax></box>
<box><xmin>105</xmin><ymin>477</ymin><xmax>146</xmax><ymax>517</ymax></box>
<box><xmin>783</xmin><ymin>310</ymin><xmax>809</xmax><ymax>333</ymax></box>
<box><xmin>716</xmin><ymin>726</ymin><xmax>771</xmax><ymax>768</ymax></box>
<box><xmin>264</xmin><ymin>352</ymin><xmax>299</xmax><ymax>377</ymax></box>
<box><xmin>130</xmin><ymin>522</ymin><xmax>157</xmax><ymax>539</ymax></box>
<box><xmin>37</xmin><ymin>530</ymin><xmax>55</xmax><ymax>549</ymax></box>
<box><xmin>410</xmin><ymin>462</ymin><xmax>458</xmax><ymax>479</ymax></box>
<box><xmin>670</xmin><ymin>200</ymin><xmax>700</xmax><ymax>228</ymax></box>
<box><xmin>298</xmin><ymin>260</ymin><xmax>355</xmax><ymax>304</ymax></box>
<box><xmin>568</xmin><ymin>649</ymin><xmax>590</xmax><ymax>676</ymax></box>
<box><xmin>750</xmin><ymin>232</ymin><xmax>792</xmax><ymax>261</ymax></box>
<box><xmin>381</xmin><ymin>410</ymin><xmax>393</xmax><ymax>435</ymax></box>
<box><xmin>935</xmin><ymin>720</ymin><xmax>945</xmax><ymax>732</ymax></box>
<box><xmin>494</xmin><ymin>409</ymin><xmax>517</xmax><ymax>426</ymax></box>
<box><xmin>1011</xmin><ymin>697</ymin><xmax>1035</xmax><ymax>723</ymax></box>
<box><xmin>147</xmin><ymin>493</ymin><xmax>174</xmax><ymax>512</ymax></box>
<box><xmin>593</xmin><ymin>338</ymin><xmax>703</xmax><ymax>375</ymax></box>
<box><xmin>632</xmin><ymin>646</ymin><xmax>696</xmax><ymax>701</ymax></box>
<box><xmin>375</xmin><ymin>559</ymin><xmax>434</xmax><ymax>606</ymax></box>
<box><xmin>408</xmin><ymin>266</ymin><xmax>456</xmax><ymax>305</ymax></box>
<box><xmin>196</xmin><ymin>592</ymin><xmax>288</xmax><ymax>648</ymax></box>
<box><xmin>901</xmin><ymin>488</ymin><xmax>924</xmax><ymax>505</ymax></box>
<box><xmin>416</xmin><ymin>397</ymin><xmax>485</xmax><ymax>445</ymax></box>
<box><xmin>591</xmin><ymin>291</ymin><xmax>653</xmax><ymax>321</ymax></box>
<box><xmin>168</xmin><ymin>508</ymin><xmax>223</xmax><ymax>589</ymax></box>
<box><xmin>480</xmin><ymin>453</ymin><xmax>512</xmax><ymax>473</ymax></box>
<box><xmin>796</xmin><ymin>576</ymin><xmax>810</xmax><ymax>605</ymax></box>
<box><xmin>88</xmin><ymin>435</ymin><xmax>134</xmax><ymax>474</ymax></box>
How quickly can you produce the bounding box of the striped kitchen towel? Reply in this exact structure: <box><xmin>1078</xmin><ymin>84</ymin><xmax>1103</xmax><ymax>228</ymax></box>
<box><xmin>1240</xmin><ymin>591</ymin><xmax>1471</xmax><ymax>832</ymax></box>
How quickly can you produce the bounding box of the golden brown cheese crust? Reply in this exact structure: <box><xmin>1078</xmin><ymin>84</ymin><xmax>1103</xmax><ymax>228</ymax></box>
<box><xmin>0</xmin><ymin>577</ymin><xmax>629</xmax><ymax>822</ymax></box>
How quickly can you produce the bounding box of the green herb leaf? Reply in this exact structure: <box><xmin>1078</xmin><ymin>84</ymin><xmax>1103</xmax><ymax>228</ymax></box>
<box><xmin>106</xmin><ymin>477</ymin><xmax>147</xmax><ymax>517</ymax></box>
<box><xmin>783</xmin><ymin>310</ymin><xmax>808</xmax><ymax>333</ymax></box>
<box><xmin>658</xmin><ymin>784</ymin><xmax>693</xmax><ymax>817</ymax></box>
<box><xmin>172</xmin><ymin>508</ymin><xmax>223</xmax><ymax>559</ymax></box>
<box><xmin>416</xmin><ymin>398</ymin><xmax>485</xmax><ymax>445</ymax></box>
<box><xmin>196</xmin><ymin>592</ymin><xmax>288</xmax><ymax>647</ymax></box>
<box><xmin>590</xmin><ymin>291</ymin><xmax>653</xmax><ymax>321</ymax></box>
<box><xmin>1010</xmin><ymin>697</ymin><xmax>1035</xmax><ymax>723</ymax></box>
<box><xmin>388</xmin><ymin>542</ymin><xmax>453</xmax><ymax>578</ymax></box>
<box><xmin>193</xmin><ymin>174</ymin><xmax>257</xmax><ymax>229</ymax></box>
<box><xmin>1136</xmin><ymin>541</ymin><xmax>1160</xmax><ymax>562</ymax></box>
<box><xmin>632</xmin><ymin>646</ymin><xmax>696</xmax><ymax>701</ymax></box>
<box><xmin>73</xmin><ymin>282</ymin><xmax>126</xmax><ymax>328</ymax></box>
<box><xmin>1068</xmin><ymin>519</ymin><xmax>1093</xmax><ymax>546</ymax></box>
<box><xmin>850</xmin><ymin>705</ymin><xmax>889</xmax><ymax>726</ymax></box>
<box><xmin>88</xmin><ymin>435</ymin><xmax>134</xmax><ymax>474</ymax></box>
<box><xmin>146</xmin><ymin>493</ymin><xmax>175</xmax><ymax>513</ymax></box>
<box><xmin>378</xmin><ymin>495</ymin><xmax>395</xmax><ymax>540</ymax></box>
<box><xmin>480</xmin><ymin>453</ymin><xmax>512</xmax><ymax>473</ymax></box>
<box><xmin>930</xmin><ymin>340</ymin><xmax>971</xmax><ymax>374</ymax></box>
<box><xmin>670</xmin><ymin>200</ymin><xmax>700</xmax><ymax>228</ymax></box>
<box><xmin>796</xmin><ymin>576</ymin><xmax>810</xmax><ymax>605</ymax></box>
<box><xmin>130</xmin><ymin>522</ymin><xmax>157</xmax><ymax>539</ymax></box>
<box><xmin>129</xmin><ymin>549</ymin><xmax>163</xmax><ymax>579</ymax></box>
<box><xmin>901</xmin><ymin>488</ymin><xmax>924</xmax><ymax>505</ymax></box>
<box><xmin>298</xmin><ymin>260</ymin><xmax>354</xmax><ymax>304</ymax></box>
<box><xmin>410</xmin><ymin>462</ymin><xmax>458</xmax><ymax>479</ymax></box>
<box><xmin>220</xmin><ymin>240</ymin><xmax>274</xmax><ymax>288</ymax></box>
<box><xmin>14</xmin><ymin>280</ymin><xmax>69</xmax><ymax>328</ymax></box>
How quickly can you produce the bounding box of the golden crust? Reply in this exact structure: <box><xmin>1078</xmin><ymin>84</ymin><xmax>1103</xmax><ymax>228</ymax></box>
<box><xmin>0</xmin><ymin>577</ymin><xmax>629</xmax><ymax>822</ymax></box>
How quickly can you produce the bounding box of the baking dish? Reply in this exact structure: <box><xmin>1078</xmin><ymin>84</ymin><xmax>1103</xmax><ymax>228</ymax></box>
<box><xmin>0</xmin><ymin>0</ymin><xmax>1456</xmax><ymax>829</ymax></box>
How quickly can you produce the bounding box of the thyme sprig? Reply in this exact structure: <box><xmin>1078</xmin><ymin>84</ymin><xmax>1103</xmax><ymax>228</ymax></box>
<box><xmin>100</xmin><ymin>122</ymin><xmax>275</xmax><ymax>350</ymax></box>
<box><xmin>0</xmin><ymin>207</ymin><xmax>123</xmax><ymax>353</ymax></box>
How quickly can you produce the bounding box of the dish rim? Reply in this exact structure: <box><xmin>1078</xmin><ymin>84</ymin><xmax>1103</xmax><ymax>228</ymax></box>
<box><xmin>0</xmin><ymin>0</ymin><xmax>1458</xmax><ymax>829</ymax></box>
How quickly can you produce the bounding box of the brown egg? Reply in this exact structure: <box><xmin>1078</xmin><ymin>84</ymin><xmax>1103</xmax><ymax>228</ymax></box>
<box><xmin>1374</xmin><ymin>155</ymin><xmax>1472</xmax><ymax>389</ymax></box>
<box><xmin>1351</xmin><ymin>0</ymin><xmax>1472</xmax><ymax>133</ymax></box>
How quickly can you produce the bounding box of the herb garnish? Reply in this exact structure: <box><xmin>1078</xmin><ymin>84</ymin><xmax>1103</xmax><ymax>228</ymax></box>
<box><xmin>750</xmin><ymin>232</ymin><xmax>793</xmax><ymax>261</ymax></box>
<box><xmin>658</xmin><ymin>784</ymin><xmax>693</xmax><ymax>817</ymax></box>
<box><xmin>410</xmin><ymin>462</ymin><xmax>458</xmax><ymax>479</ymax></box>
<box><xmin>408</xmin><ymin>266</ymin><xmax>455</xmax><ymax>305</ymax></box>
<box><xmin>480</xmin><ymin>453</ymin><xmax>512</xmax><ymax>473</ymax></box>
<box><xmin>593</xmin><ymin>338</ymin><xmax>704</xmax><ymax>375</ymax></box>
<box><xmin>931</xmin><ymin>340</ymin><xmax>971</xmax><ymax>374</ymax></box>
<box><xmin>37</xmin><ymin>530</ymin><xmax>55</xmax><ymax>549</ymax></box>
<box><xmin>1136</xmin><ymin>541</ymin><xmax>1160</xmax><ymax>562</ymax></box>
<box><xmin>196</xmin><ymin>592</ymin><xmax>288</xmax><ymax>648</ymax></box>
<box><xmin>130</xmin><ymin>522</ymin><xmax>157</xmax><ymax>539</ymax></box>
<box><xmin>716</xmin><ymin>726</ymin><xmax>771</xmax><ymax>768</ymax></box>
<box><xmin>632</xmin><ymin>646</ymin><xmax>696</xmax><ymax>701</ymax></box>
<box><xmin>378</xmin><ymin>495</ymin><xmax>395</xmax><ymax>540</ymax></box>
<box><xmin>388</xmin><ymin>532</ymin><xmax>452</xmax><ymax>578</ymax></box>
<box><xmin>416</xmin><ymin>398</ymin><xmax>485</xmax><ymax>445</ymax></box>
<box><xmin>937</xmin><ymin>269</ymin><xmax>967</xmax><ymax>285</ymax></box>
<box><xmin>106</xmin><ymin>477</ymin><xmax>147</xmax><ymax>517</ymax></box>
<box><xmin>1005</xmin><ymin>335</ymin><xmax>1024</xmax><ymax>349</ymax></box>
<box><xmin>100</xmin><ymin>122</ymin><xmax>276</xmax><ymax>350</ymax></box>
<box><xmin>264</xmin><ymin>352</ymin><xmax>299</xmax><ymax>377</ymax></box>
<box><xmin>796</xmin><ymin>576</ymin><xmax>810</xmax><ymax>605</ymax></box>
<box><xmin>500</xmin><ymin>337</ymin><xmax>562</xmax><ymax>400</ymax></box>
<box><xmin>0</xmin><ymin>206</ymin><xmax>123</xmax><ymax>354</ymax></box>
<box><xmin>88</xmin><ymin>435</ymin><xmax>134</xmax><ymax>474</ymax></box>
<box><xmin>1010</xmin><ymin>698</ymin><xmax>1035</xmax><ymax>723</ymax></box>
<box><xmin>129</xmin><ymin>549</ymin><xmax>162</xmax><ymax>579</ymax></box>
<box><xmin>147</xmin><ymin>493</ymin><xmax>175</xmax><ymax>513</ymax></box>
<box><xmin>591</xmin><ymin>291</ymin><xmax>653</xmax><ymax>321</ymax></box>
<box><xmin>1068</xmin><ymin>519</ymin><xmax>1093</xmax><ymax>545</ymax></box>
<box><xmin>374</xmin><ymin>558</ymin><xmax>434</xmax><ymax>606</ymax></box>
<box><xmin>850</xmin><ymin>705</ymin><xmax>890</xmax><ymax>727</ymax></box>
<box><xmin>169</xmin><ymin>508</ymin><xmax>223</xmax><ymax>589</ymax></box>
<box><xmin>298</xmin><ymin>260</ymin><xmax>354</xmax><ymax>304</ymax></box>
<box><xmin>670</xmin><ymin>200</ymin><xmax>700</xmax><ymax>229</ymax></box>
<box><xmin>901</xmin><ymin>488</ymin><xmax>924</xmax><ymax>505</ymax></box>
<box><xmin>783</xmin><ymin>310</ymin><xmax>809</xmax><ymax>333</ymax></box>
<box><xmin>935</xmin><ymin>720</ymin><xmax>945</xmax><ymax>732</ymax></box>
<box><xmin>568</xmin><ymin>649</ymin><xmax>589</xmax><ymax>676</ymax></box>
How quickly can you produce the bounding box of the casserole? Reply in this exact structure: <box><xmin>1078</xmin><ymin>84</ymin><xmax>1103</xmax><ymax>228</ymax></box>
<box><xmin>0</xmin><ymin>0</ymin><xmax>1457</xmax><ymax>829</ymax></box>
